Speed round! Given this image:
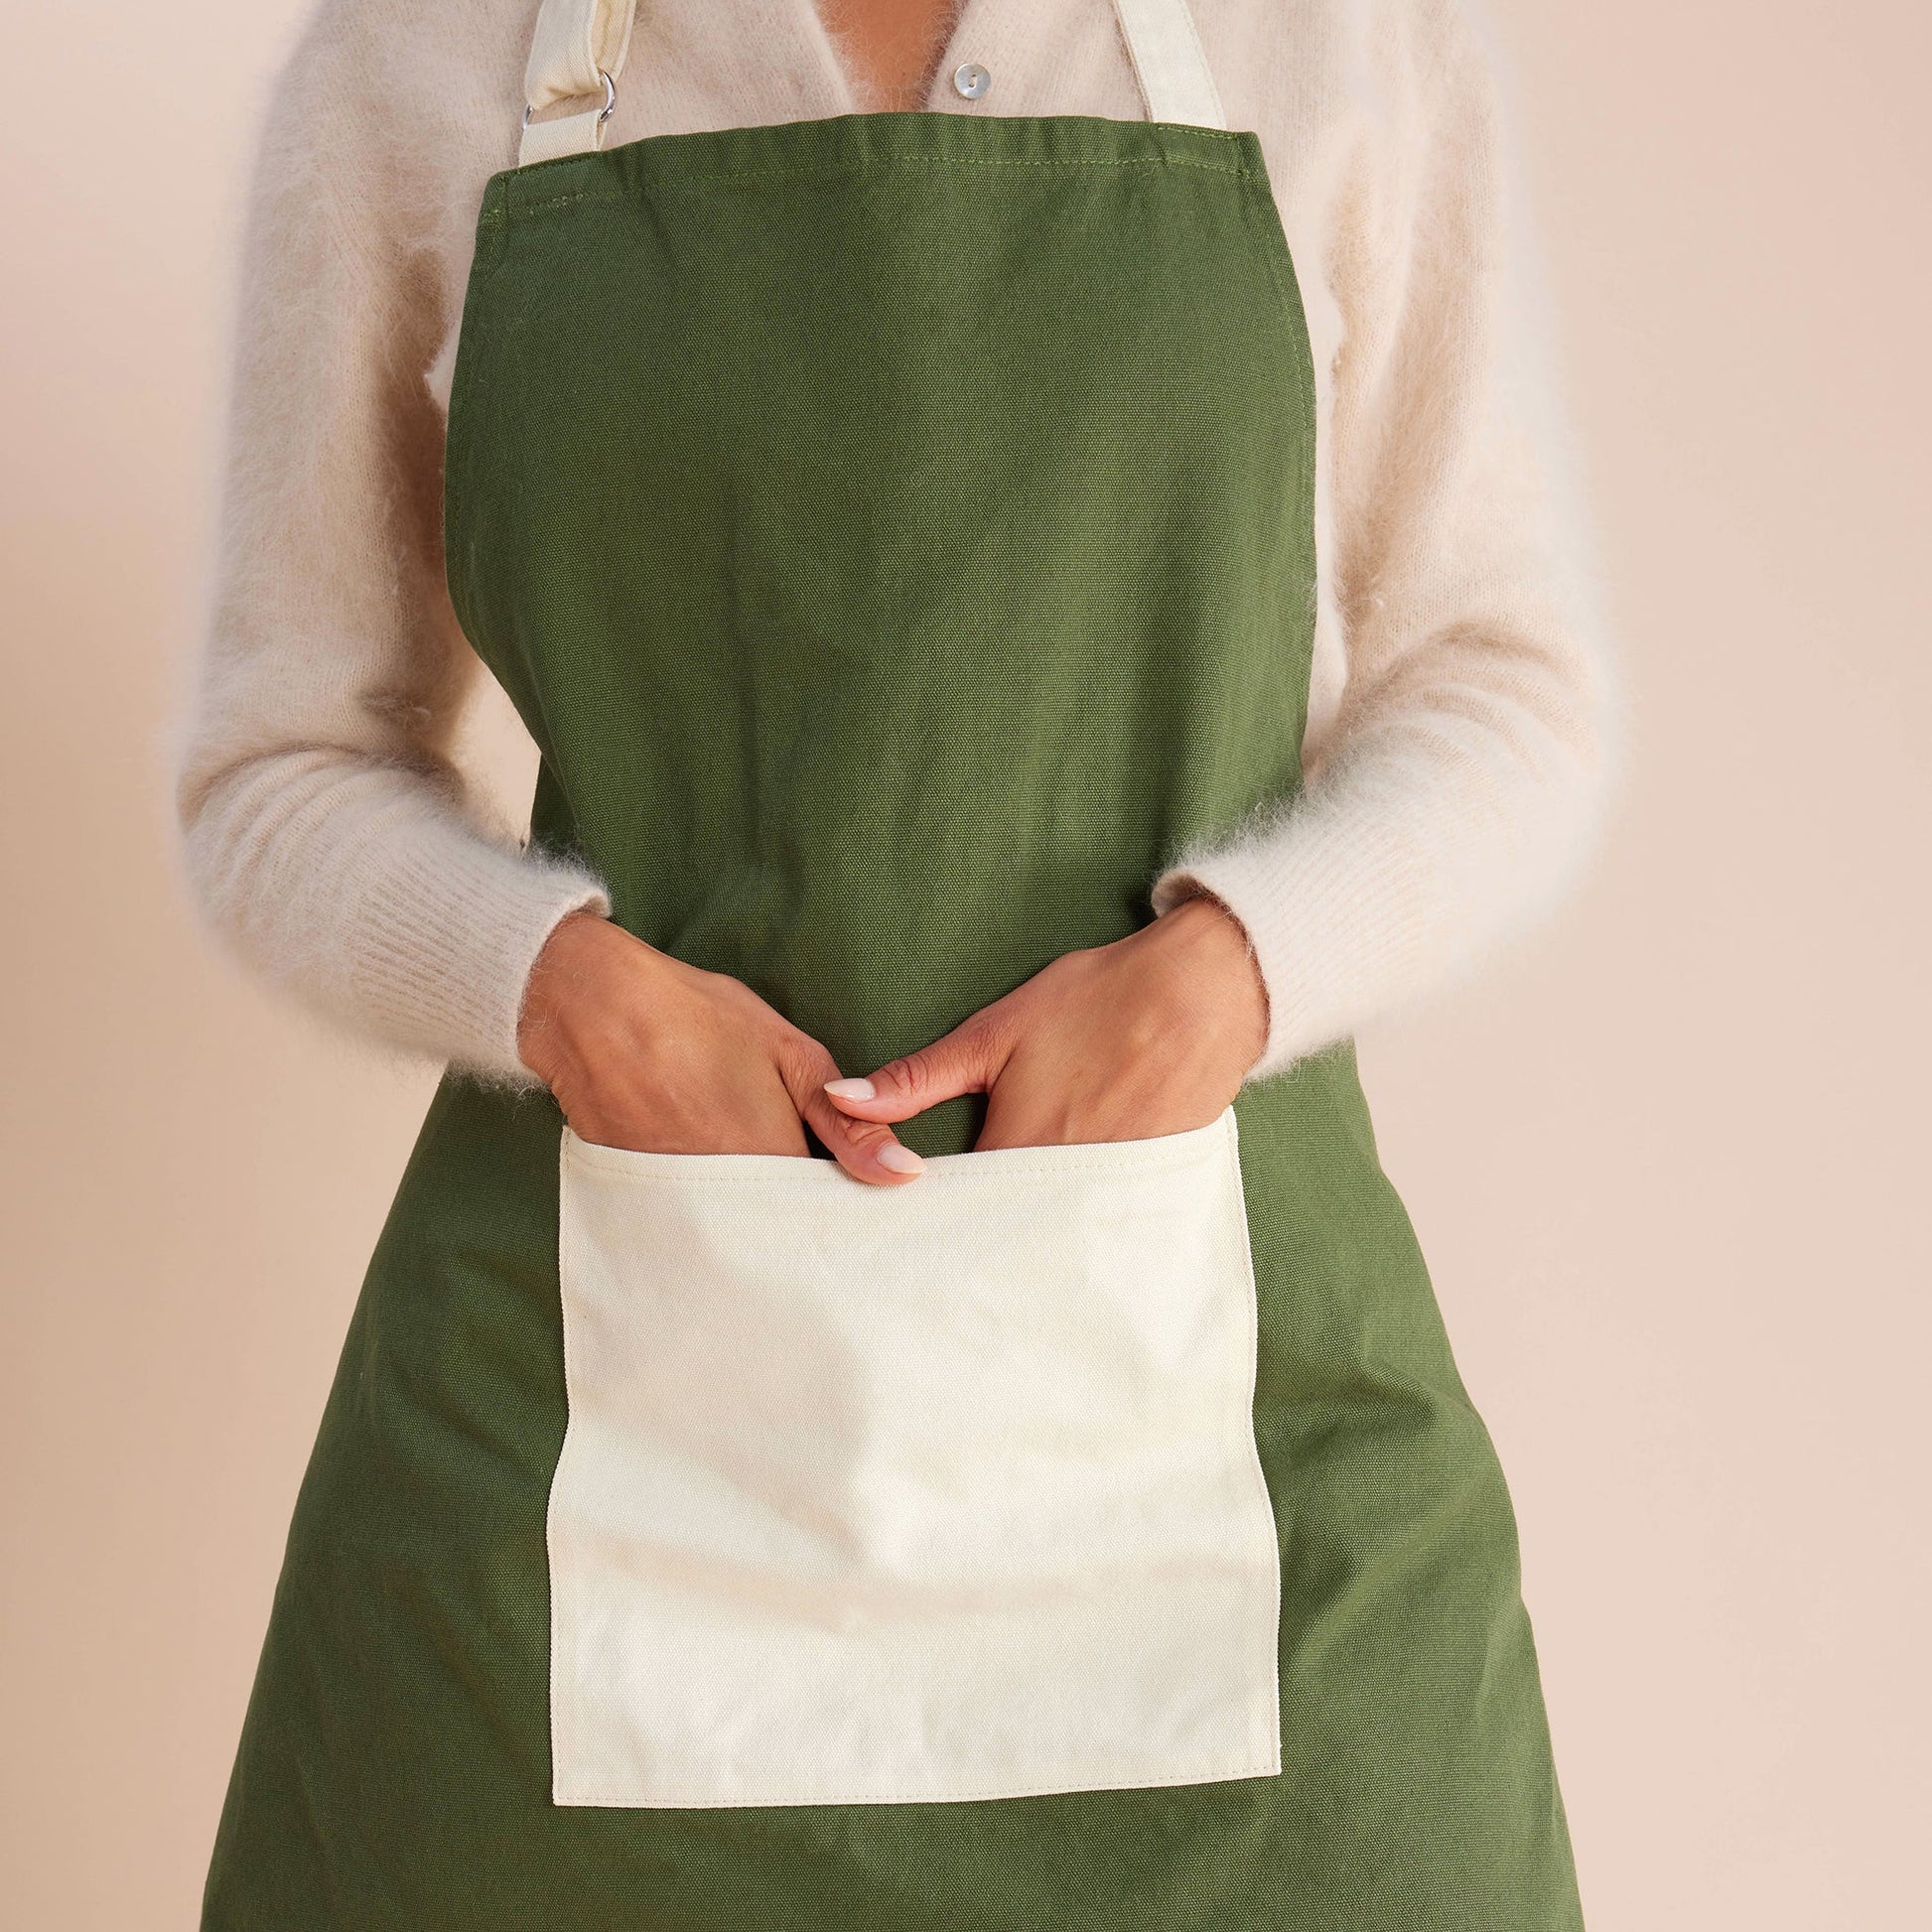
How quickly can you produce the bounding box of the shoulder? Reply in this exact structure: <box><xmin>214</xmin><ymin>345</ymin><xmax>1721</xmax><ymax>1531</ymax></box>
<box><xmin>259</xmin><ymin>0</ymin><xmax>536</xmax><ymax>172</ymax></box>
<box><xmin>273</xmin><ymin>0</ymin><xmax>533</xmax><ymax>89</ymax></box>
<box><xmin>1207</xmin><ymin>0</ymin><xmax>1506</xmax><ymax>148</ymax></box>
<box><xmin>1222</xmin><ymin>0</ymin><xmax>1508</xmax><ymax>101</ymax></box>
<box><xmin>240</xmin><ymin>0</ymin><xmax>541</xmax><ymax>274</ymax></box>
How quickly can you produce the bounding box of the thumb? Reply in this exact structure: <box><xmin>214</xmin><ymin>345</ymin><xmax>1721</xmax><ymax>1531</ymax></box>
<box><xmin>823</xmin><ymin>1018</ymin><xmax>1005</xmax><ymax>1124</ymax></box>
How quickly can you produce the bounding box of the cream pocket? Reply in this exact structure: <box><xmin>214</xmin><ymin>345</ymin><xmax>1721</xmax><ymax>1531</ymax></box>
<box><xmin>547</xmin><ymin>1106</ymin><xmax>1282</xmax><ymax>1808</ymax></box>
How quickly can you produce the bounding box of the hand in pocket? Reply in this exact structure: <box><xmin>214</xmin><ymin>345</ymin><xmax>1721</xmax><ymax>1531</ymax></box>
<box><xmin>822</xmin><ymin>895</ymin><xmax>1270</xmax><ymax>1152</ymax></box>
<box><xmin>518</xmin><ymin>911</ymin><xmax>924</xmax><ymax>1183</ymax></box>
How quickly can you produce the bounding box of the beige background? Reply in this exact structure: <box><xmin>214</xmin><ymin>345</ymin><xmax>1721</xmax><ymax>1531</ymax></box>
<box><xmin>3</xmin><ymin>1</ymin><xmax>1927</xmax><ymax>1924</ymax></box>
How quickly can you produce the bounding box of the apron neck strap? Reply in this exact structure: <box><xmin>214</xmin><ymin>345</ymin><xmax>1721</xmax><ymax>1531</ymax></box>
<box><xmin>1111</xmin><ymin>0</ymin><xmax>1226</xmax><ymax>130</ymax></box>
<box><xmin>518</xmin><ymin>0</ymin><xmax>1227</xmax><ymax>166</ymax></box>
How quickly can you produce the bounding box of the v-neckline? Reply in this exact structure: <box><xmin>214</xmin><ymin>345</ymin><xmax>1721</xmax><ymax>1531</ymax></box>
<box><xmin>801</xmin><ymin>0</ymin><xmax>989</xmax><ymax>115</ymax></box>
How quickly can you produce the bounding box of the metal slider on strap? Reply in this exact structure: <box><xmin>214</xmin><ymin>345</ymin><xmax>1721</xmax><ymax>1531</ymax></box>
<box><xmin>521</xmin><ymin>66</ymin><xmax>617</xmax><ymax>136</ymax></box>
<box><xmin>517</xmin><ymin>69</ymin><xmax>617</xmax><ymax>165</ymax></box>
<box><xmin>517</xmin><ymin>0</ymin><xmax>635</xmax><ymax>164</ymax></box>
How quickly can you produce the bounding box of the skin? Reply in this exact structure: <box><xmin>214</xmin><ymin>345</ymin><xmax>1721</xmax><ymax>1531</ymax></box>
<box><xmin>516</xmin><ymin>0</ymin><xmax>1274</xmax><ymax>1180</ymax></box>
<box><xmin>519</xmin><ymin>899</ymin><xmax>1269</xmax><ymax>1185</ymax></box>
<box><xmin>827</xmin><ymin>0</ymin><xmax>968</xmax><ymax>109</ymax></box>
<box><xmin>817</xmin><ymin>896</ymin><xmax>1271</xmax><ymax>1157</ymax></box>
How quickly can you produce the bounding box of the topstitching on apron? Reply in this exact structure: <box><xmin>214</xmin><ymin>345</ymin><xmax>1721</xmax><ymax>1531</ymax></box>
<box><xmin>202</xmin><ymin>1</ymin><xmax>1586</xmax><ymax>1924</ymax></box>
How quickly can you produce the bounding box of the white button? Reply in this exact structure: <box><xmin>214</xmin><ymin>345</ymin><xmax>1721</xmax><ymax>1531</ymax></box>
<box><xmin>952</xmin><ymin>62</ymin><xmax>991</xmax><ymax>101</ymax></box>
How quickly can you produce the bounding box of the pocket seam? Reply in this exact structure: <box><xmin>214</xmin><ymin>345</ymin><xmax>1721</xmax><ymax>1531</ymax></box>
<box><xmin>561</xmin><ymin>1108</ymin><xmax>1237</xmax><ymax>1186</ymax></box>
<box><xmin>547</xmin><ymin>1124</ymin><xmax>587</xmax><ymax>1805</ymax></box>
<box><xmin>1213</xmin><ymin>1109</ymin><xmax>1285</xmax><ymax>1774</ymax></box>
<box><xmin>554</xmin><ymin>1751</ymin><xmax>1283</xmax><ymax>1810</ymax></box>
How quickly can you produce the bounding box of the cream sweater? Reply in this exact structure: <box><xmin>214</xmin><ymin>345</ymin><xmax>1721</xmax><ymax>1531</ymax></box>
<box><xmin>174</xmin><ymin>0</ymin><xmax>1621</xmax><ymax>1087</ymax></box>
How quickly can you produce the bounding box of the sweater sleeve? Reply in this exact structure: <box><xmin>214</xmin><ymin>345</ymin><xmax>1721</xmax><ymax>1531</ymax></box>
<box><xmin>1151</xmin><ymin>0</ymin><xmax>1623</xmax><ymax>1078</ymax></box>
<box><xmin>173</xmin><ymin>9</ymin><xmax>609</xmax><ymax>1084</ymax></box>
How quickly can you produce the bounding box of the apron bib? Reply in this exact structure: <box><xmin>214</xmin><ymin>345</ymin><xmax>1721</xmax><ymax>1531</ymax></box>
<box><xmin>203</xmin><ymin>2</ymin><xmax>1586</xmax><ymax>1923</ymax></box>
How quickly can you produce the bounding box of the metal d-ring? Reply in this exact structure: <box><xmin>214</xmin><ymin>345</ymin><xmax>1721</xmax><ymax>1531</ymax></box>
<box><xmin>521</xmin><ymin>67</ymin><xmax>617</xmax><ymax>132</ymax></box>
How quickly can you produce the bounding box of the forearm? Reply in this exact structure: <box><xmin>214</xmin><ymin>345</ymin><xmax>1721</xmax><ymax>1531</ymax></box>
<box><xmin>181</xmin><ymin>746</ymin><xmax>608</xmax><ymax>1079</ymax></box>
<box><xmin>1153</xmin><ymin>663</ymin><xmax>1617</xmax><ymax>1077</ymax></box>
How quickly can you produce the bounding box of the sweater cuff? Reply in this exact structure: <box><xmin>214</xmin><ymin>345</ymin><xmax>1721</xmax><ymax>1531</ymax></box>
<box><xmin>346</xmin><ymin>832</ymin><xmax>611</xmax><ymax>1086</ymax></box>
<box><xmin>1150</xmin><ymin>817</ymin><xmax>1425</xmax><ymax>1082</ymax></box>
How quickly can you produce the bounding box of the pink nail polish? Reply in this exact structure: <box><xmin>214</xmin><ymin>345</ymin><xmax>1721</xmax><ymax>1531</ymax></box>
<box><xmin>826</xmin><ymin>1077</ymin><xmax>877</xmax><ymax>1101</ymax></box>
<box><xmin>877</xmin><ymin>1144</ymin><xmax>923</xmax><ymax>1175</ymax></box>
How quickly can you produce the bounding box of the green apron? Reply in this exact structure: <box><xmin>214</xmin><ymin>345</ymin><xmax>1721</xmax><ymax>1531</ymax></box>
<box><xmin>203</xmin><ymin>2</ymin><xmax>1584</xmax><ymax>1923</ymax></box>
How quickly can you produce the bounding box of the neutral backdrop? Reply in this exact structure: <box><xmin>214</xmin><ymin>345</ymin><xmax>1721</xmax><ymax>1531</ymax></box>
<box><xmin>2</xmin><ymin>2</ymin><xmax>1926</xmax><ymax>1926</ymax></box>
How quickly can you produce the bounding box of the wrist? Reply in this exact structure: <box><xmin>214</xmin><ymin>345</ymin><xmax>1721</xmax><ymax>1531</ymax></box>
<box><xmin>517</xmin><ymin>909</ymin><xmax>630</xmax><ymax>1084</ymax></box>
<box><xmin>1150</xmin><ymin>892</ymin><xmax>1271</xmax><ymax>1074</ymax></box>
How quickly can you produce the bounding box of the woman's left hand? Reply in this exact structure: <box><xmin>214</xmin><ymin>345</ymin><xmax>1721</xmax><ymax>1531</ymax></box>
<box><xmin>822</xmin><ymin>895</ymin><xmax>1271</xmax><ymax>1153</ymax></box>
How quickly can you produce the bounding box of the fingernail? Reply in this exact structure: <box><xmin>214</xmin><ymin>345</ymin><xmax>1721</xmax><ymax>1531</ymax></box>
<box><xmin>825</xmin><ymin>1077</ymin><xmax>876</xmax><ymax>1101</ymax></box>
<box><xmin>877</xmin><ymin>1143</ymin><xmax>923</xmax><ymax>1175</ymax></box>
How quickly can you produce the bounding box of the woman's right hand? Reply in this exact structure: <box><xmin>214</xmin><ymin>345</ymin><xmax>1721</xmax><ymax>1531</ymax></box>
<box><xmin>516</xmin><ymin>912</ymin><xmax>924</xmax><ymax>1184</ymax></box>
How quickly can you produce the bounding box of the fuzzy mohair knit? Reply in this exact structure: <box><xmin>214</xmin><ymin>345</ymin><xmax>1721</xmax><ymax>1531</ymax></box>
<box><xmin>173</xmin><ymin>0</ymin><xmax>1623</xmax><ymax>1086</ymax></box>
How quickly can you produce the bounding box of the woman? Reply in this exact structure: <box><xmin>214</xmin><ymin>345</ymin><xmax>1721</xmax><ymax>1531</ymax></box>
<box><xmin>178</xmin><ymin>0</ymin><xmax>1618</xmax><ymax>1925</ymax></box>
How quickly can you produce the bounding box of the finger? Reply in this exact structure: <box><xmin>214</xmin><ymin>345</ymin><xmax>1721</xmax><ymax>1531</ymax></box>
<box><xmin>821</xmin><ymin>1017</ymin><xmax>1005</xmax><ymax>1125</ymax></box>
<box><xmin>778</xmin><ymin>1041</ymin><xmax>925</xmax><ymax>1185</ymax></box>
<box><xmin>806</xmin><ymin>1090</ymin><xmax>926</xmax><ymax>1186</ymax></box>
